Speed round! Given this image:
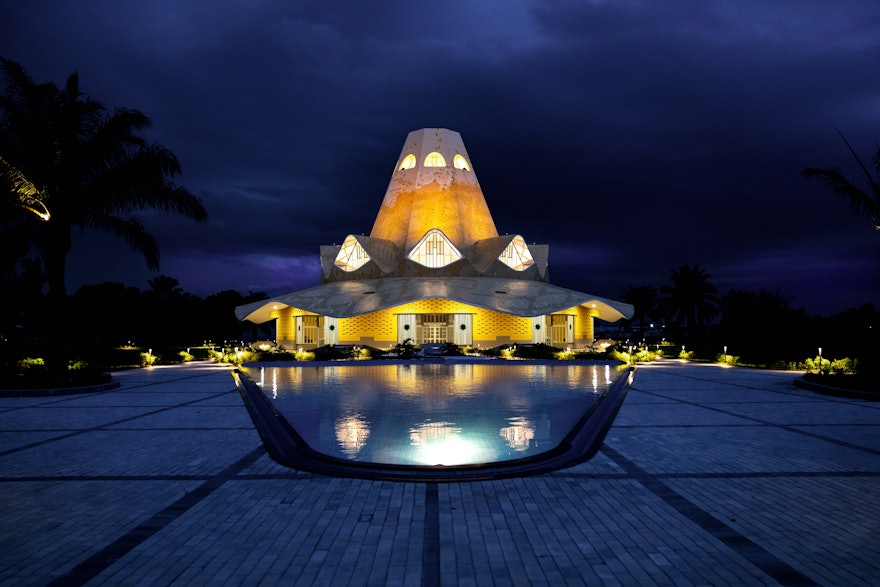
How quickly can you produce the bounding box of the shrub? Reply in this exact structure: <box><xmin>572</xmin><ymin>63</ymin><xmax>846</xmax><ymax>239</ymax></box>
<box><xmin>510</xmin><ymin>343</ymin><xmax>558</xmax><ymax>360</ymax></box>
<box><xmin>17</xmin><ymin>357</ymin><xmax>46</xmax><ymax>371</ymax></box>
<box><xmin>830</xmin><ymin>357</ymin><xmax>857</xmax><ymax>375</ymax></box>
<box><xmin>804</xmin><ymin>355</ymin><xmax>831</xmax><ymax>374</ymax></box>
<box><xmin>140</xmin><ymin>352</ymin><xmax>158</xmax><ymax>367</ymax></box>
<box><xmin>716</xmin><ymin>353</ymin><xmax>739</xmax><ymax>366</ymax></box>
<box><xmin>178</xmin><ymin>351</ymin><xmax>195</xmax><ymax>363</ymax></box>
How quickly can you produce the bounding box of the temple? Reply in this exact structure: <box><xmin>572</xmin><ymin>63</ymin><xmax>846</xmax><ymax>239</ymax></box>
<box><xmin>235</xmin><ymin>128</ymin><xmax>633</xmax><ymax>349</ymax></box>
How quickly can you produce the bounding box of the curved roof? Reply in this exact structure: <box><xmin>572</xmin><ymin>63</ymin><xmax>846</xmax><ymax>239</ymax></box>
<box><xmin>235</xmin><ymin>277</ymin><xmax>633</xmax><ymax>324</ymax></box>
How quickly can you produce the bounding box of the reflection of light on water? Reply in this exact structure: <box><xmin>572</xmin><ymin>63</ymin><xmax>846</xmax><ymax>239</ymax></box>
<box><xmin>499</xmin><ymin>417</ymin><xmax>535</xmax><ymax>452</ymax></box>
<box><xmin>256</xmin><ymin>367</ymin><xmax>278</xmax><ymax>399</ymax></box>
<box><xmin>396</xmin><ymin>364</ymin><xmax>418</xmax><ymax>393</ymax></box>
<box><xmin>335</xmin><ymin>415</ymin><xmax>371</xmax><ymax>458</ymax></box>
<box><xmin>409</xmin><ymin>421</ymin><xmax>496</xmax><ymax>465</ymax></box>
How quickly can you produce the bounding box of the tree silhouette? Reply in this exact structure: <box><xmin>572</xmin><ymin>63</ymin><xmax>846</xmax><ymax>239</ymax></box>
<box><xmin>0</xmin><ymin>58</ymin><xmax>208</xmax><ymax>302</ymax></box>
<box><xmin>620</xmin><ymin>285</ymin><xmax>660</xmax><ymax>337</ymax></box>
<box><xmin>660</xmin><ymin>264</ymin><xmax>719</xmax><ymax>340</ymax></box>
<box><xmin>802</xmin><ymin>130</ymin><xmax>880</xmax><ymax>231</ymax></box>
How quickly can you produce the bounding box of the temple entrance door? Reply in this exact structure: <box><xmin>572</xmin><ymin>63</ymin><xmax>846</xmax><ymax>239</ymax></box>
<box><xmin>421</xmin><ymin>314</ymin><xmax>447</xmax><ymax>344</ymax></box>
<box><xmin>550</xmin><ymin>315</ymin><xmax>573</xmax><ymax>346</ymax></box>
<box><xmin>296</xmin><ymin>315</ymin><xmax>323</xmax><ymax>346</ymax></box>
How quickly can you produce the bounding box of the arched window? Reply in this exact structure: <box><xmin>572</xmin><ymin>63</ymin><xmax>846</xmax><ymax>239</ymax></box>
<box><xmin>334</xmin><ymin>235</ymin><xmax>371</xmax><ymax>271</ymax></box>
<box><xmin>453</xmin><ymin>154</ymin><xmax>471</xmax><ymax>171</ymax></box>
<box><xmin>399</xmin><ymin>154</ymin><xmax>416</xmax><ymax>170</ymax></box>
<box><xmin>424</xmin><ymin>152</ymin><xmax>447</xmax><ymax>167</ymax></box>
<box><xmin>408</xmin><ymin>228</ymin><xmax>462</xmax><ymax>268</ymax></box>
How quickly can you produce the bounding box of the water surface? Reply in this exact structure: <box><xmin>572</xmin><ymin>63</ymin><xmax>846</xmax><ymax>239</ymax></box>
<box><xmin>243</xmin><ymin>362</ymin><xmax>623</xmax><ymax>467</ymax></box>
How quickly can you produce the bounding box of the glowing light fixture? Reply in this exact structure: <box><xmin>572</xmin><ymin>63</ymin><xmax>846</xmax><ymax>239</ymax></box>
<box><xmin>408</xmin><ymin>228</ymin><xmax>462</xmax><ymax>268</ymax></box>
<box><xmin>423</xmin><ymin>151</ymin><xmax>446</xmax><ymax>167</ymax></box>
<box><xmin>334</xmin><ymin>234</ymin><xmax>371</xmax><ymax>271</ymax></box>
<box><xmin>453</xmin><ymin>154</ymin><xmax>471</xmax><ymax>171</ymax></box>
<box><xmin>498</xmin><ymin>235</ymin><xmax>534</xmax><ymax>271</ymax></box>
<box><xmin>399</xmin><ymin>154</ymin><xmax>416</xmax><ymax>170</ymax></box>
<box><xmin>409</xmin><ymin>421</ymin><xmax>495</xmax><ymax>466</ymax></box>
<box><xmin>1</xmin><ymin>156</ymin><xmax>50</xmax><ymax>221</ymax></box>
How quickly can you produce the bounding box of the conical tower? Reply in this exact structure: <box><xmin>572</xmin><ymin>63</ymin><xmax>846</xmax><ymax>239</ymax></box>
<box><xmin>369</xmin><ymin>128</ymin><xmax>499</xmax><ymax>252</ymax></box>
<box><xmin>320</xmin><ymin>128</ymin><xmax>548</xmax><ymax>282</ymax></box>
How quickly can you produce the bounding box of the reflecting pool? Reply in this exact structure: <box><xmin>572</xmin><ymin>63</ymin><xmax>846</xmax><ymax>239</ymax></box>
<box><xmin>241</xmin><ymin>362</ymin><xmax>624</xmax><ymax>467</ymax></box>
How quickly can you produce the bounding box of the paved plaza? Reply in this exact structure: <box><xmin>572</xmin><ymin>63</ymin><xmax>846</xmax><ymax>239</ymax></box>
<box><xmin>1</xmin><ymin>360</ymin><xmax>878</xmax><ymax>586</ymax></box>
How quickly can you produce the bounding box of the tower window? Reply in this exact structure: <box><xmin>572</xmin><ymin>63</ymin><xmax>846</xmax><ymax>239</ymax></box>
<box><xmin>453</xmin><ymin>154</ymin><xmax>471</xmax><ymax>171</ymax></box>
<box><xmin>399</xmin><ymin>154</ymin><xmax>416</xmax><ymax>170</ymax></box>
<box><xmin>408</xmin><ymin>228</ymin><xmax>462</xmax><ymax>268</ymax></box>
<box><xmin>498</xmin><ymin>235</ymin><xmax>534</xmax><ymax>271</ymax></box>
<box><xmin>334</xmin><ymin>235</ymin><xmax>371</xmax><ymax>271</ymax></box>
<box><xmin>424</xmin><ymin>152</ymin><xmax>447</xmax><ymax>167</ymax></box>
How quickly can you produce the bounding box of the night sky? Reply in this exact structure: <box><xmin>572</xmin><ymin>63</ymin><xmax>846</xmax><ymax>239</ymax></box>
<box><xmin>2</xmin><ymin>1</ymin><xmax>878</xmax><ymax>315</ymax></box>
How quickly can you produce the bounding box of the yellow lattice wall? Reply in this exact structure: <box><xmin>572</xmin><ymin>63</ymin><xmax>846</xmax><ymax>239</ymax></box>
<box><xmin>284</xmin><ymin>298</ymin><xmax>594</xmax><ymax>348</ymax></box>
<box><xmin>338</xmin><ymin>310</ymin><xmax>395</xmax><ymax>344</ymax></box>
<box><xmin>336</xmin><ymin>298</ymin><xmax>533</xmax><ymax>347</ymax></box>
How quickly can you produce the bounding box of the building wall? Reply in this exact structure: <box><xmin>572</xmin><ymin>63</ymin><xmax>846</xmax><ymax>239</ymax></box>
<box><xmin>567</xmin><ymin>305</ymin><xmax>598</xmax><ymax>346</ymax></box>
<box><xmin>275</xmin><ymin>298</ymin><xmax>596</xmax><ymax>350</ymax></box>
<box><xmin>274</xmin><ymin>307</ymin><xmax>319</xmax><ymax>350</ymax></box>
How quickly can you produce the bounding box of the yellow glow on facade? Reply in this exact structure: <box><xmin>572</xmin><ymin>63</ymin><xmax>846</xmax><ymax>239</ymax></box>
<box><xmin>407</xmin><ymin>228</ymin><xmax>463</xmax><ymax>268</ymax></box>
<box><xmin>274</xmin><ymin>299</ymin><xmax>596</xmax><ymax>350</ymax></box>
<box><xmin>453</xmin><ymin>154</ymin><xmax>471</xmax><ymax>170</ymax></box>
<box><xmin>423</xmin><ymin>151</ymin><xmax>447</xmax><ymax>167</ymax></box>
<box><xmin>334</xmin><ymin>235</ymin><xmax>371</xmax><ymax>271</ymax></box>
<box><xmin>498</xmin><ymin>235</ymin><xmax>534</xmax><ymax>271</ymax></box>
<box><xmin>399</xmin><ymin>154</ymin><xmax>416</xmax><ymax>170</ymax></box>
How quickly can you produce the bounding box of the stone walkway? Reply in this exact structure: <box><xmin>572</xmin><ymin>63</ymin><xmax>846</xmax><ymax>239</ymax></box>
<box><xmin>1</xmin><ymin>360</ymin><xmax>878</xmax><ymax>586</ymax></box>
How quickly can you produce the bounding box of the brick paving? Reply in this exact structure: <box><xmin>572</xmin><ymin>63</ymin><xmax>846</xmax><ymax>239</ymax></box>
<box><xmin>1</xmin><ymin>360</ymin><xmax>878</xmax><ymax>586</ymax></box>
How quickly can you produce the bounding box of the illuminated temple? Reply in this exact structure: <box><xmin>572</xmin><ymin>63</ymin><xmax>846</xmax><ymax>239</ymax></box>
<box><xmin>235</xmin><ymin>128</ymin><xmax>633</xmax><ymax>350</ymax></box>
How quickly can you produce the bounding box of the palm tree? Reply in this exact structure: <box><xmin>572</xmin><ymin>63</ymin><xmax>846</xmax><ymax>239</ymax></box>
<box><xmin>802</xmin><ymin>130</ymin><xmax>880</xmax><ymax>231</ymax></box>
<box><xmin>0</xmin><ymin>57</ymin><xmax>208</xmax><ymax>302</ymax></box>
<box><xmin>660</xmin><ymin>264</ymin><xmax>719</xmax><ymax>339</ymax></box>
<box><xmin>620</xmin><ymin>285</ymin><xmax>660</xmax><ymax>337</ymax></box>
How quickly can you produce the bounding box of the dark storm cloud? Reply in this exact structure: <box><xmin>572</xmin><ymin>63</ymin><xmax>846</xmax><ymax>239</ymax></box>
<box><xmin>2</xmin><ymin>0</ymin><xmax>878</xmax><ymax>312</ymax></box>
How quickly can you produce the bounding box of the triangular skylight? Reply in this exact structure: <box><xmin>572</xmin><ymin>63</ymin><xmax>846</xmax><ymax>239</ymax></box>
<box><xmin>498</xmin><ymin>235</ymin><xmax>534</xmax><ymax>271</ymax></box>
<box><xmin>407</xmin><ymin>228</ymin><xmax>462</xmax><ymax>268</ymax></box>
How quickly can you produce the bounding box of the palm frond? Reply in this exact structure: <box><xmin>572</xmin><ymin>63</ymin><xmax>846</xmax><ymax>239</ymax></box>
<box><xmin>88</xmin><ymin>213</ymin><xmax>160</xmax><ymax>270</ymax></box>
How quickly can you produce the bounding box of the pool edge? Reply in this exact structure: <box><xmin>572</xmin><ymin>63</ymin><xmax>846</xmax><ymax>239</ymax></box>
<box><xmin>232</xmin><ymin>365</ymin><xmax>636</xmax><ymax>482</ymax></box>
